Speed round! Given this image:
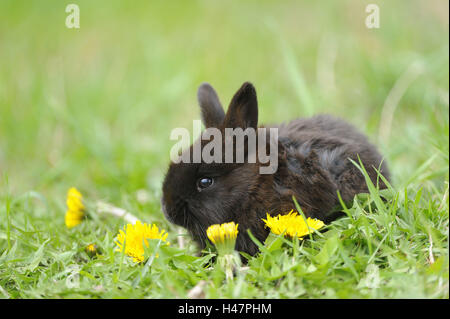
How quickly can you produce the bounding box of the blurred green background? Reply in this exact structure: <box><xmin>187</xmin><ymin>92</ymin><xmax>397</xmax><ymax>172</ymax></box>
<box><xmin>0</xmin><ymin>0</ymin><xmax>448</xmax><ymax>211</ymax></box>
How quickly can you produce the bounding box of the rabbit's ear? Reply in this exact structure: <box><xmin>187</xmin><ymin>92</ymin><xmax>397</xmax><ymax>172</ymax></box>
<box><xmin>223</xmin><ymin>82</ymin><xmax>258</xmax><ymax>129</ymax></box>
<box><xmin>197</xmin><ymin>83</ymin><xmax>225</xmax><ymax>128</ymax></box>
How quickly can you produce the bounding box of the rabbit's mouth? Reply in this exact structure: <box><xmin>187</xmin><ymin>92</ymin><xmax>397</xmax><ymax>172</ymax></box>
<box><xmin>161</xmin><ymin>198</ymin><xmax>208</xmax><ymax>243</ymax></box>
<box><xmin>161</xmin><ymin>196</ymin><xmax>190</xmax><ymax>228</ymax></box>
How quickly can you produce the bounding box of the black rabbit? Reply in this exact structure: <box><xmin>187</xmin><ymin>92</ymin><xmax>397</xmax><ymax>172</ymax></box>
<box><xmin>161</xmin><ymin>82</ymin><xmax>390</xmax><ymax>256</ymax></box>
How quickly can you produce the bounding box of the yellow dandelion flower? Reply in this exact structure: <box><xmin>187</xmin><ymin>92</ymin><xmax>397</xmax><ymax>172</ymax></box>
<box><xmin>262</xmin><ymin>210</ymin><xmax>325</xmax><ymax>239</ymax></box>
<box><xmin>206</xmin><ymin>222</ymin><xmax>239</xmax><ymax>255</ymax></box>
<box><xmin>114</xmin><ymin>220</ymin><xmax>169</xmax><ymax>263</ymax></box>
<box><xmin>64</xmin><ymin>187</ymin><xmax>85</xmax><ymax>229</ymax></box>
<box><xmin>65</xmin><ymin>209</ymin><xmax>84</xmax><ymax>228</ymax></box>
<box><xmin>206</xmin><ymin>222</ymin><xmax>239</xmax><ymax>245</ymax></box>
<box><xmin>66</xmin><ymin>187</ymin><xmax>85</xmax><ymax>212</ymax></box>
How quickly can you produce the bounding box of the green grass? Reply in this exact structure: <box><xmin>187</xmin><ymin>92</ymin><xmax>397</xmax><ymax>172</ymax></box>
<box><xmin>0</xmin><ymin>0</ymin><xmax>448</xmax><ymax>298</ymax></box>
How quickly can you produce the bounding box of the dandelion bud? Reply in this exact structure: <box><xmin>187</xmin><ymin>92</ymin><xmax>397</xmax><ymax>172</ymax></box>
<box><xmin>206</xmin><ymin>222</ymin><xmax>241</xmax><ymax>281</ymax></box>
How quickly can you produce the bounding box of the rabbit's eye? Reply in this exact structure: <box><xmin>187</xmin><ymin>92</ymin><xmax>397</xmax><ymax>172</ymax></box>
<box><xmin>197</xmin><ymin>177</ymin><xmax>214</xmax><ymax>190</ymax></box>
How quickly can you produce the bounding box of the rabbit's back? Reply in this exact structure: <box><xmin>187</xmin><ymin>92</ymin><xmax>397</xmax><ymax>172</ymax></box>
<box><xmin>273</xmin><ymin>114</ymin><xmax>390</xmax><ymax>202</ymax></box>
<box><xmin>277</xmin><ymin>114</ymin><xmax>370</xmax><ymax>144</ymax></box>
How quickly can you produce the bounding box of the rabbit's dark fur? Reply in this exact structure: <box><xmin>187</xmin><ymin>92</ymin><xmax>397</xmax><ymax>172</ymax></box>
<box><xmin>161</xmin><ymin>82</ymin><xmax>390</xmax><ymax>256</ymax></box>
